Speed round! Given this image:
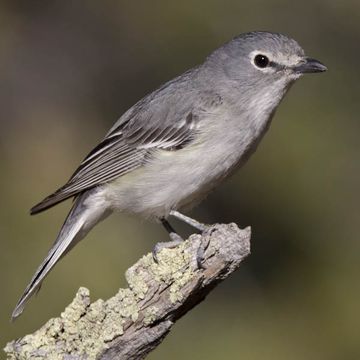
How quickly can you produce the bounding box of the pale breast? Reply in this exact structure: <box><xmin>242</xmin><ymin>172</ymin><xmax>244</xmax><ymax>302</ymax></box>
<box><xmin>104</xmin><ymin>109</ymin><xmax>272</xmax><ymax>219</ymax></box>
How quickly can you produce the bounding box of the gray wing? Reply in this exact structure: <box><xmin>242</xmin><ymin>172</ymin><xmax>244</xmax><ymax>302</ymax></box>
<box><xmin>31</xmin><ymin>74</ymin><xmax>223</xmax><ymax>214</ymax></box>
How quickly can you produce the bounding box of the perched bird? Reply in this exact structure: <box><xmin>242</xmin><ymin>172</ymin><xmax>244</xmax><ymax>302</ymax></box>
<box><xmin>12</xmin><ymin>31</ymin><xmax>326</xmax><ymax>320</ymax></box>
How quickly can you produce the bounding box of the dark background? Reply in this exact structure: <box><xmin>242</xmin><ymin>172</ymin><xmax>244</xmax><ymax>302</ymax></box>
<box><xmin>1</xmin><ymin>1</ymin><xmax>359</xmax><ymax>359</ymax></box>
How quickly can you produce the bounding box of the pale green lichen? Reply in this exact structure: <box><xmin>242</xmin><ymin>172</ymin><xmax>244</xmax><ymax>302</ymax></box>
<box><xmin>5</xmin><ymin>236</ymin><xmax>201</xmax><ymax>359</ymax></box>
<box><xmin>143</xmin><ymin>306</ymin><xmax>159</xmax><ymax>325</ymax></box>
<box><xmin>154</xmin><ymin>240</ymin><xmax>195</xmax><ymax>303</ymax></box>
<box><xmin>126</xmin><ymin>238</ymin><xmax>196</xmax><ymax>305</ymax></box>
<box><xmin>125</xmin><ymin>266</ymin><xmax>149</xmax><ymax>300</ymax></box>
<box><xmin>106</xmin><ymin>288</ymin><xmax>140</xmax><ymax>321</ymax></box>
<box><xmin>61</xmin><ymin>286</ymin><xmax>90</xmax><ymax>322</ymax></box>
<box><xmin>5</xmin><ymin>288</ymin><xmax>112</xmax><ymax>359</ymax></box>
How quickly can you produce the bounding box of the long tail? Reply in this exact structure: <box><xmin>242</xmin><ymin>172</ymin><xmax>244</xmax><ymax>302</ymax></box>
<box><xmin>11</xmin><ymin>190</ymin><xmax>110</xmax><ymax>320</ymax></box>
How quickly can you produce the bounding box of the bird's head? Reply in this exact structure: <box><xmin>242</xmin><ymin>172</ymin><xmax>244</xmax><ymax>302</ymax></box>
<box><xmin>206</xmin><ymin>31</ymin><xmax>327</xmax><ymax>95</ymax></box>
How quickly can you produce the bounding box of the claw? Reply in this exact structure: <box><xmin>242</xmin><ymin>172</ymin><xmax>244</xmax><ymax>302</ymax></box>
<box><xmin>195</xmin><ymin>227</ymin><xmax>212</xmax><ymax>269</ymax></box>
<box><xmin>196</xmin><ymin>245</ymin><xmax>205</xmax><ymax>269</ymax></box>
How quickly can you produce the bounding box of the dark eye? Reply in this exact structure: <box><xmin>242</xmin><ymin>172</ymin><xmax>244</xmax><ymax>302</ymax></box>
<box><xmin>254</xmin><ymin>54</ymin><xmax>269</xmax><ymax>68</ymax></box>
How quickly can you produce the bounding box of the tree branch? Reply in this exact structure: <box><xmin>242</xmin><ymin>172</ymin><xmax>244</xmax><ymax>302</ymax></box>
<box><xmin>5</xmin><ymin>223</ymin><xmax>251</xmax><ymax>360</ymax></box>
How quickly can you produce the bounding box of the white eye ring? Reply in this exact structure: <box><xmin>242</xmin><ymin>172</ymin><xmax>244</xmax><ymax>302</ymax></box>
<box><xmin>250</xmin><ymin>51</ymin><xmax>274</xmax><ymax>73</ymax></box>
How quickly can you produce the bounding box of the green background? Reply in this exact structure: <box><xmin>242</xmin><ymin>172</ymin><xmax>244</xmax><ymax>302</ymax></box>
<box><xmin>1</xmin><ymin>1</ymin><xmax>359</xmax><ymax>359</ymax></box>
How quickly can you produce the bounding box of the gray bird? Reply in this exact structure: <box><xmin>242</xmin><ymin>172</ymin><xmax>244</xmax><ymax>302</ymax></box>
<box><xmin>12</xmin><ymin>31</ymin><xmax>326</xmax><ymax>320</ymax></box>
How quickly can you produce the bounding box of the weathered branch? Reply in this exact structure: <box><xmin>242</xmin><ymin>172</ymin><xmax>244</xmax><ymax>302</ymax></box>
<box><xmin>5</xmin><ymin>223</ymin><xmax>251</xmax><ymax>360</ymax></box>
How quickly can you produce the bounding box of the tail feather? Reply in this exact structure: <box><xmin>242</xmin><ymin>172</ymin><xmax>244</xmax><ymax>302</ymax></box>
<box><xmin>30</xmin><ymin>186</ymin><xmax>77</xmax><ymax>215</ymax></box>
<box><xmin>11</xmin><ymin>219</ymin><xmax>84</xmax><ymax>320</ymax></box>
<box><xmin>12</xmin><ymin>191</ymin><xmax>109</xmax><ymax>320</ymax></box>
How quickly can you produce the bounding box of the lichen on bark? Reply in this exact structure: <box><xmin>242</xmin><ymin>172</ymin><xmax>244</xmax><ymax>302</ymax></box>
<box><xmin>5</xmin><ymin>223</ymin><xmax>251</xmax><ymax>360</ymax></box>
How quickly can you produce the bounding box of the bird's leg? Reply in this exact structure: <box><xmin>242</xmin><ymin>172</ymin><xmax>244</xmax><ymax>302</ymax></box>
<box><xmin>152</xmin><ymin>218</ymin><xmax>184</xmax><ymax>263</ymax></box>
<box><xmin>169</xmin><ymin>210</ymin><xmax>208</xmax><ymax>232</ymax></box>
<box><xmin>160</xmin><ymin>218</ymin><xmax>183</xmax><ymax>242</ymax></box>
<box><xmin>153</xmin><ymin>217</ymin><xmax>206</xmax><ymax>269</ymax></box>
<box><xmin>153</xmin><ymin>213</ymin><xmax>211</xmax><ymax>268</ymax></box>
<box><xmin>168</xmin><ymin>211</ymin><xmax>210</xmax><ymax>269</ymax></box>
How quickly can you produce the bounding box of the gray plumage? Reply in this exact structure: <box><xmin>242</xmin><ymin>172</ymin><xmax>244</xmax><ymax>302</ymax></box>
<box><xmin>12</xmin><ymin>31</ymin><xmax>326</xmax><ymax>319</ymax></box>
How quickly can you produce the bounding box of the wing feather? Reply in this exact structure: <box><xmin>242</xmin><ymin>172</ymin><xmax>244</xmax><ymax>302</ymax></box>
<box><xmin>31</xmin><ymin>72</ymin><xmax>223</xmax><ymax>215</ymax></box>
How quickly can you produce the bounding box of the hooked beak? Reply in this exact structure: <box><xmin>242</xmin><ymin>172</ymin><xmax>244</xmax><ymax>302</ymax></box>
<box><xmin>294</xmin><ymin>57</ymin><xmax>327</xmax><ymax>74</ymax></box>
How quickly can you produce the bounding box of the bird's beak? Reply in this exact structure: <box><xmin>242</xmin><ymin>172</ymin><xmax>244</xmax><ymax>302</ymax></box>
<box><xmin>293</xmin><ymin>57</ymin><xmax>327</xmax><ymax>74</ymax></box>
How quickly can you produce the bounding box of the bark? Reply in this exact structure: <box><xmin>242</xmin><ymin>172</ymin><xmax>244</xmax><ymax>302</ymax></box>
<box><xmin>5</xmin><ymin>223</ymin><xmax>251</xmax><ymax>360</ymax></box>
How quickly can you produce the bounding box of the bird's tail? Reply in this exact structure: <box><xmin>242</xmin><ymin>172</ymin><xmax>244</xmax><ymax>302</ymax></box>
<box><xmin>11</xmin><ymin>191</ymin><xmax>110</xmax><ymax>320</ymax></box>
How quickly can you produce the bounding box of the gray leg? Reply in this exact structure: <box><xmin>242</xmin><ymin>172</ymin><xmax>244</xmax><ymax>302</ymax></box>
<box><xmin>169</xmin><ymin>210</ymin><xmax>208</xmax><ymax>232</ymax></box>
<box><xmin>170</xmin><ymin>211</ymin><xmax>211</xmax><ymax>269</ymax></box>
<box><xmin>152</xmin><ymin>218</ymin><xmax>184</xmax><ymax>263</ymax></box>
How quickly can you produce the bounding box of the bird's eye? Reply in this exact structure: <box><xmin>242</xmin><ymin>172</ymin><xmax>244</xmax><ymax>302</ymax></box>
<box><xmin>254</xmin><ymin>54</ymin><xmax>269</xmax><ymax>68</ymax></box>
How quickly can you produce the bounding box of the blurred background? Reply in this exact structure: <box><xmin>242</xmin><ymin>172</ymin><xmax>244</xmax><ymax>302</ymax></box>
<box><xmin>1</xmin><ymin>0</ymin><xmax>359</xmax><ymax>359</ymax></box>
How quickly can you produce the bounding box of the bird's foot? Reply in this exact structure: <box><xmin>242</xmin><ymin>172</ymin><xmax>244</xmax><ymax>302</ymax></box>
<box><xmin>154</xmin><ymin>215</ymin><xmax>211</xmax><ymax>269</ymax></box>
<box><xmin>192</xmin><ymin>226</ymin><xmax>214</xmax><ymax>269</ymax></box>
<box><xmin>152</xmin><ymin>232</ymin><xmax>184</xmax><ymax>263</ymax></box>
<box><xmin>152</xmin><ymin>233</ymin><xmax>207</xmax><ymax>270</ymax></box>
